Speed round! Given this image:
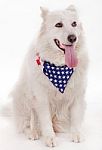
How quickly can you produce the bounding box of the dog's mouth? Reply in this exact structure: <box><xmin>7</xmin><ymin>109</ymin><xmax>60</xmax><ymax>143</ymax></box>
<box><xmin>54</xmin><ymin>39</ymin><xmax>72</xmax><ymax>53</ymax></box>
<box><xmin>54</xmin><ymin>39</ymin><xmax>66</xmax><ymax>53</ymax></box>
<box><xmin>54</xmin><ymin>39</ymin><xmax>78</xmax><ymax>67</ymax></box>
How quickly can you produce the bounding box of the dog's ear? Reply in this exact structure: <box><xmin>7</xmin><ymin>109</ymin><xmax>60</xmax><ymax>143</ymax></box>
<box><xmin>40</xmin><ymin>7</ymin><xmax>49</xmax><ymax>20</ymax></box>
<box><xmin>66</xmin><ymin>5</ymin><xmax>77</xmax><ymax>12</ymax></box>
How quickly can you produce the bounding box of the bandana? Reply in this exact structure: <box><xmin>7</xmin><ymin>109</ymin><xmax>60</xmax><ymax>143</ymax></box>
<box><xmin>43</xmin><ymin>61</ymin><xmax>74</xmax><ymax>93</ymax></box>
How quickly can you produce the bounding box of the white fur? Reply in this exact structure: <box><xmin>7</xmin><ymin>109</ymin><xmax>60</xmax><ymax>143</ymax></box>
<box><xmin>12</xmin><ymin>5</ymin><xmax>88</xmax><ymax>147</ymax></box>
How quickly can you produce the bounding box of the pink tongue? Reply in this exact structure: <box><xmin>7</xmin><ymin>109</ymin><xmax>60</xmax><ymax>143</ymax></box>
<box><xmin>64</xmin><ymin>46</ymin><xmax>78</xmax><ymax>67</ymax></box>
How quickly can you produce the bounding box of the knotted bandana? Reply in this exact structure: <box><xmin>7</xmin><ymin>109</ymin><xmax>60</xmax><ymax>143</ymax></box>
<box><xmin>43</xmin><ymin>61</ymin><xmax>74</xmax><ymax>93</ymax></box>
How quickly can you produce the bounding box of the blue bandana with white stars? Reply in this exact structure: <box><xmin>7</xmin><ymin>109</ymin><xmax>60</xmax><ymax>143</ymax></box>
<box><xmin>43</xmin><ymin>61</ymin><xmax>74</xmax><ymax>93</ymax></box>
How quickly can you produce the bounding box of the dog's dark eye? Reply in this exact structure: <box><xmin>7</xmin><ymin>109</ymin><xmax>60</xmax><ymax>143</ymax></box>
<box><xmin>71</xmin><ymin>21</ymin><xmax>77</xmax><ymax>27</ymax></box>
<box><xmin>55</xmin><ymin>22</ymin><xmax>63</xmax><ymax>28</ymax></box>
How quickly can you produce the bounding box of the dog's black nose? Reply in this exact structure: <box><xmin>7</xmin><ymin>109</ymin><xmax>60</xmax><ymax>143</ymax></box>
<box><xmin>68</xmin><ymin>34</ymin><xmax>77</xmax><ymax>43</ymax></box>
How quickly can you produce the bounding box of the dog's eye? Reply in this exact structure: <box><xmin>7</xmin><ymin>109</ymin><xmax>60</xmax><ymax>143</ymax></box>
<box><xmin>71</xmin><ymin>21</ymin><xmax>77</xmax><ymax>27</ymax></box>
<box><xmin>55</xmin><ymin>22</ymin><xmax>63</xmax><ymax>28</ymax></box>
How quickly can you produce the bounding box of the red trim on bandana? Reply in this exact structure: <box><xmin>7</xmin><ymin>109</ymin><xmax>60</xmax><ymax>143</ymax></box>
<box><xmin>36</xmin><ymin>53</ymin><xmax>41</xmax><ymax>65</ymax></box>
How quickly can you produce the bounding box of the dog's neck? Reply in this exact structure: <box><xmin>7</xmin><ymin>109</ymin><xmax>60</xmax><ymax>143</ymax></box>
<box><xmin>35</xmin><ymin>51</ymin><xmax>65</xmax><ymax>67</ymax></box>
<box><xmin>36</xmin><ymin>43</ymin><xmax>66</xmax><ymax>66</ymax></box>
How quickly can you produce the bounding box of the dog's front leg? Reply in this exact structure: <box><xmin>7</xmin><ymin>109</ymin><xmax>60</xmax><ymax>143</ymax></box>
<box><xmin>34</xmin><ymin>93</ymin><xmax>56</xmax><ymax>147</ymax></box>
<box><xmin>70</xmin><ymin>98</ymin><xmax>86</xmax><ymax>143</ymax></box>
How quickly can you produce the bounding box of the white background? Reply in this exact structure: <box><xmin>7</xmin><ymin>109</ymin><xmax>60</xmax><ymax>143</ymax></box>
<box><xmin>0</xmin><ymin>0</ymin><xmax>102</xmax><ymax>150</ymax></box>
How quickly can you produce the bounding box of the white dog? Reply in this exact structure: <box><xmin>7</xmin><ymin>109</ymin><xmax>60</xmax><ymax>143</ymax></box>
<box><xmin>12</xmin><ymin>5</ymin><xmax>88</xmax><ymax>147</ymax></box>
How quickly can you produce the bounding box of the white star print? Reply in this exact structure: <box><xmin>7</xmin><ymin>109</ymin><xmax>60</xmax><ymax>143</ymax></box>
<box><xmin>66</xmin><ymin>71</ymin><xmax>69</xmax><ymax>74</ymax></box>
<box><xmin>59</xmin><ymin>80</ymin><xmax>62</xmax><ymax>83</ymax></box>
<box><xmin>62</xmin><ymin>76</ymin><xmax>66</xmax><ymax>79</ymax></box>
<box><xmin>47</xmin><ymin>65</ymin><xmax>50</xmax><ymax>69</ymax></box>
<box><xmin>70</xmin><ymin>70</ymin><xmax>72</xmax><ymax>74</ymax></box>
<box><xmin>50</xmin><ymin>74</ymin><xmax>53</xmax><ymax>77</ymax></box>
<box><xmin>50</xmin><ymin>78</ymin><xmax>53</xmax><ymax>81</ymax></box>
<box><xmin>67</xmin><ymin>76</ymin><xmax>69</xmax><ymax>79</ymax></box>
<box><xmin>53</xmin><ymin>70</ymin><xmax>56</xmax><ymax>74</ymax></box>
<box><xmin>65</xmin><ymin>67</ymin><xmax>69</xmax><ymax>70</ymax></box>
<box><xmin>51</xmin><ymin>67</ymin><xmax>55</xmax><ymax>69</ymax></box>
<box><xmin>64</xmin><ymin>84</ymin><xmax>67</xmax><ymax>87</ymax></box>
<box><xmin>59</xmin><ymin>84</ymin><xmax>62</xmax><ymax>87</ymax></box>
<box><xmin>54</xmin><ymin>75</ymin><xmax>57</xmax><ymax>78</ymax></box>
<box><xmin>55</xmin><ymin>83</ymin><xmax>58</xmax><ymax>87</ymax></box>
<box><xmin>45</xmin><ymin>72</ymin><xmax>48</xmax><ymax>75</ymax></box>
<box><xmin>62</xmin><ymin>71</ymin><xmax>64</xmax><ymax>74</ymax></box>
<box><xmin>60</xmin><ymin>88</ymin><xmax>64</xmax><ymax>92</ymax></box>
<box><xmin>63</xmin><ymin>80</ymin><xmax>66</xmax><ymax>83</ymax></box>
<box><xmin>57</xmin><ymin>71</ymin><xmax>60</xmax><ymax>74</ymax></box>
<box><xmin>54</xmin><ymin>79</ymin><xmax>57</xmax><ymax>83</ymax></box>
<box><xmin>58</xmin><ymin>76</ymin><xmax>61</xmax><ymax>79</ymax></box>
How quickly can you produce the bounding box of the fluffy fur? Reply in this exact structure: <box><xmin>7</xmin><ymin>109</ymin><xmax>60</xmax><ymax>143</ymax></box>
<box><xmin>12</xmin><ymin>5</ymin><xmax>88</xmax><ymax>147</ymax></box>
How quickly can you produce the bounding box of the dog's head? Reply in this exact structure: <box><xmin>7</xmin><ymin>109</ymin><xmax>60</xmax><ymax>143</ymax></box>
<box><xmin>39</xmin><ymin>5</ymin><xmax>84</xmax><ymax>67</ymax></box>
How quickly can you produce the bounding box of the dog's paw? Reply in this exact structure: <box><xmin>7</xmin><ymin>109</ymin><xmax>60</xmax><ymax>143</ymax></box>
<box><xmin>71</xmin><ymin>132</ymin><xmax>81</xmax><ymax>143</ymax></box>
<box><xmin>24</xmin><ymin>128</ymin><xmax>39</xmax><ymax>140</ymax></box>
<box><xmin>44</xmin><ymin>135</ymin><xmax>56</xmax><ymax>147</ymax></box>
<box><xmin>28</xmin><ymin>130</ymin><xmax>39</xmax><ymax>140</ymax></box>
